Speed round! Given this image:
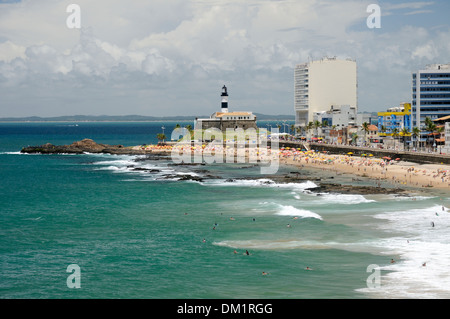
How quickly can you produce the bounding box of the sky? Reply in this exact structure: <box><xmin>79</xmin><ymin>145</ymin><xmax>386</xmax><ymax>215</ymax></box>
<box><xmin>0</xmin><ymin>0</ymin><xmax>449</xmax><ymax>117</ymax></box>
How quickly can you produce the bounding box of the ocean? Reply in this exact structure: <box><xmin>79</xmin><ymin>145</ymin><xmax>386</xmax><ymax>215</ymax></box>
<box><xmin>1</xmin><ymin>122</ymin><xmax>450</xmax><ymax>299</ymax></box>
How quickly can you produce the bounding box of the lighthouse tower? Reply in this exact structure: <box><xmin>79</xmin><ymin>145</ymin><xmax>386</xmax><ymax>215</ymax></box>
<box><xmin>221</xmin><ymin>85</ymin><xmax>229</xmax><ymax>113</ymax></box>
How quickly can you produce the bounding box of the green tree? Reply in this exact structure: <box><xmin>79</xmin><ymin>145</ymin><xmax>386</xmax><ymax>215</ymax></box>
<box><xmin>424</xmin><ymin>117</ymin><xmax>436</xmax><ymax>151</ymax></box>
<box><xmin>290</xmin><ymin>124</ymin><xmax>295</xmax><ymax>135</ymax></box>
<box><xmin>362</xmin><ymin>122</ymin><xmax>370</xmax><ymax>146</ymax></box>
<box><xmin>306</xmin><ymin>122</ymin><xmax>313</xmax><ymax>138</ymax></box>
<box><xmin>412</xmin><ymin>126</ymin><xmax>421</xmax><ymax>151</ymax></box>
<box><xmin>437</xmin><ymin>126</ymin><xmax>444</xmax><ymax>154</ymax></box>
<box><xmin>392</xmin><ymin>128</ymin><xmax>399</xmax><ymax>149</ymax></box>
<box><xmin>400</xmin><ymin>127</ymin><xmax>410</xmax><ymax>150</ymax></box>
<box><xmin>313</xmin><ymin>120</ymin><xmax>321</xmax><ymax>138</ymax></box>
<box><xmin>156</xmin><ymin>133</ymin><xmax>166</xmax><ymax>143</ymax></box>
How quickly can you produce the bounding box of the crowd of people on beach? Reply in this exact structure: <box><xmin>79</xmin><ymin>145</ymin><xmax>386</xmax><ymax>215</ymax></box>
<box><xmin>136</xmin><ymin>142</ymin><xmax>450</xmax><ymax>189</ymax></box>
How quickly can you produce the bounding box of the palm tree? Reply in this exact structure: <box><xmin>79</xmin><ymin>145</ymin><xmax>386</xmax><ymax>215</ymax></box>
<box><xmin>392</xmin><ymin>128</ymin><xmax>399</xmax><ymax>150</ymax></box>
<box><xmin>156</xmin><ymin>133</ymin><xmax>166</xmax><ymax>143</ymax></box>
<box><xmin>185</xmin><ymin>124</ymin><xmax>193</xmax><ymax>132</ymax></box>
<box><xmin>424</xmin><ymin>117</ymin><xmax>437</xmax><ymax>152</ymax></box>
<box><xmin>400</xmin><ymin>127</ymin><xmax>410</xmax><ymax>150</ymax></box>
<box><xmin>412</xmin><ymin>127</ymin><xmax>420</xmax><ymax>151</ymax></box>
<box><xmin>351</xmin><ymin>133</ymin><xmax>358</xmax><ymax>145</ymax></box>
<box><xmin>437</xmin><ymin>126</ymin><xmax>444</xmax><ymax>154</ymax></box>
<box><xmin>362</xmin><ymin>122</ymin><xmax>370</xmax><ymax>146</ymax></box>
<box><xmin>313</xmin><ymin>120</ymin><xmax>321</xmax><ymax>138</ymax></box>
<box><xmin>306</xmin><ymin>122</ymin><xmax>313</xmax><ymax>139</ymax></box>
<box><xmin>290</xmin><ymin>124</ymin><xmax>295</xmax><ymax>136</ymax></box>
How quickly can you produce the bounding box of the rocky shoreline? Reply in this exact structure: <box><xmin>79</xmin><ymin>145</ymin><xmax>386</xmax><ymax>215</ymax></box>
<box><xmin>21</xmin><ymin>139</ymin><xmax>406</xmax><ymax>195</ymax></box>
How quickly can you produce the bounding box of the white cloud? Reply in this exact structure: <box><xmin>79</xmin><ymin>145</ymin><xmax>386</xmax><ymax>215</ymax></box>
<box><xmin>0</xmin><ymin>0</ymin><xmax>448</xmax><ymax>117</ymax></box>
<box><xmin>0</xmin><ymin>40</ymin><xmax>26</xmax><ymax>62</ymax></box>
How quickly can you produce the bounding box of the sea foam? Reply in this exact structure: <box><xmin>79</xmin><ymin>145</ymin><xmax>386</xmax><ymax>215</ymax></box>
<box><xmin>275</xmin><ymin>205</ymin><xmax>323</xmax><ymax>220</ymax></box>
<box><xmin>360</xmin><ymin>205</ymin><xmax>450</xmax><ymax>298</ymax></box>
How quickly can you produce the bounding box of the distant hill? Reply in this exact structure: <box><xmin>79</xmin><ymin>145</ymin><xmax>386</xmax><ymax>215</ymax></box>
<box><xmin>0</xmin><ymin>113</ymin><xmax>295</xmax><ymax>122</ymax></box>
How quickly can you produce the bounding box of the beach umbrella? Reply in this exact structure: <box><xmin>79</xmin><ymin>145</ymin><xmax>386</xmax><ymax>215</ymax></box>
<box><xmin>347</xmin><ymin>152</ymin><xmax>353</xmax><ymax>155</ymax></box>
<box><xmin>368</xmin><ymin>154</ymin><xmax>373</xmax><ymax>157</ymax></box>
<box><xmin>395</xmin><ymin>158</ymin><xmax>400</xmax><ymax>161</ymax></box>
<box><xmin>383</xmin><ymin>156</ymin><xmax>391</xmax><ymax>160</ymax></box>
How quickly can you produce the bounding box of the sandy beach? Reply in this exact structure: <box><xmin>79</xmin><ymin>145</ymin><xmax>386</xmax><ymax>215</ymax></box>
<box><xmin>279</xmin><ymin>149</ymin><xmax>450</xmax><ymax>190</ymax></box>
<box><xmin>134</xmin><ymin>143</ymin><xmax>450</xmax><ymax>190</ymax></box>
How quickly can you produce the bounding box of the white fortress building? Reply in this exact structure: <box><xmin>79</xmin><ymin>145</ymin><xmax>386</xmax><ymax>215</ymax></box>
<box><xmin>195</xmin><ymin>85</ymin><xmax>257</xmax><ymax>131</ymax></box>
<box><xmin>294</xmin><ymin>57</ymin><xmax>357</xmax><ymax>129</ymax></box>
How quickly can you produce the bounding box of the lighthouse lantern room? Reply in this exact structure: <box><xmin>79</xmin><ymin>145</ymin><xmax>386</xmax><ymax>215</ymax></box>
<box><xmin>221</xmin><ymin>85</ymin><xmax>229</xmax><ymax>113</ymax></box>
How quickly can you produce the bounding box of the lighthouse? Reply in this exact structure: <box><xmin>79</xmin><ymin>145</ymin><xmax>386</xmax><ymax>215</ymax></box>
<box><xmin>221</xmin><ymin>85</ymin><xmax>229</xmax><ymax>113</ymax></box>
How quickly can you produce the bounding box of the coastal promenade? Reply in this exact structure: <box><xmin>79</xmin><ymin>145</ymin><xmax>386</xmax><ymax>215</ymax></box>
<box><xmin>274</xmin><ymin>141</ymin><xmax>450</xmax><ymax>165</ymax></box>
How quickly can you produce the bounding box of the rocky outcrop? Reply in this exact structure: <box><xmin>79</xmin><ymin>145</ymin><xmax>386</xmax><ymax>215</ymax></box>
<box><xmin>21</xmin><ymin>139</ymin><xmax>155</xmax><ymax>155</ymax></box>
<box><xmin>304</xmin><ymin>183</ymin><xmax>405</xmax><ymax>195</ymax></box>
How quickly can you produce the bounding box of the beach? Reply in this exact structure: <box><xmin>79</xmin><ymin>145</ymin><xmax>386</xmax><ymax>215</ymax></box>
<box><xmin>132</xmin><ymin>143</ymin><xmax>450</xmax><ymax>191</ymax></box>
<box><xmin>280</xmin><ymin>150</ymin><xmax>450</xmax><ymax>190</ymax></box>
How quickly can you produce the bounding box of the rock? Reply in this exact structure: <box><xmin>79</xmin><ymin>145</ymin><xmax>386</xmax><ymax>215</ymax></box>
<box><xmin>159</xmin><ymin>174</ymin><xmax>204</xmax><ymax>182</ymax></box>
<box><xmin>21</xmin><ymin>139</ymin><xmax>137</xmax><ymax>155</ymax></box>
<box><xmin>305</xmin><ymin>183</ymin><xmax>404</xmax><ymax>195</ymax></box>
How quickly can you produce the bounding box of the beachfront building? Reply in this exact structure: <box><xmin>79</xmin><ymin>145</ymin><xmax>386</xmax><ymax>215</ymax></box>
<box><xmin>195</xmin><ymin>85</ymin><xmax>257</xmax><ymax>132</ymax></box>
<box><xmin>432</xmin><ymin>115</ymin><xmax>450</xmax><ymax>154</ymax></box>
<box><xmin>412</xmin><ymin>63</ymin><xmax>450</xmax><ymax>128</ymax></box>
<box><xmin>313</xmin><ymin>104</ymin><xmax>357</xmax><ymax>128</ymax></box>
<box><xmin>294</xmin><ymin>57</ymin><xmax>357</xmax><ymax>132</ymax></box>
<box><xmin>377</xmin><ymin>103</ymin><xmax>412</xmax><ymax>135</ymax></box>
<box><xmin>377</xmin><ymin>103</ymin><xmax>412</xmax><ymax>150</ymax></box>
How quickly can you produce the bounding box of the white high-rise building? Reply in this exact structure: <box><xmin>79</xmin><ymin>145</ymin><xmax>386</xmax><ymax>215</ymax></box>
<box><xmin>294</xmin><ymin>57</ymin><xmax>357</xmax><ymax>129</ymax></box>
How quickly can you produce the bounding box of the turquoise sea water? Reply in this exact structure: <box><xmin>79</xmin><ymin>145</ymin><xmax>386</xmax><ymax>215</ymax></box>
<box><xmin>1</xmin><ymin>122</ymin><xmax>450</xmax><ymax>299</ymax></box>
